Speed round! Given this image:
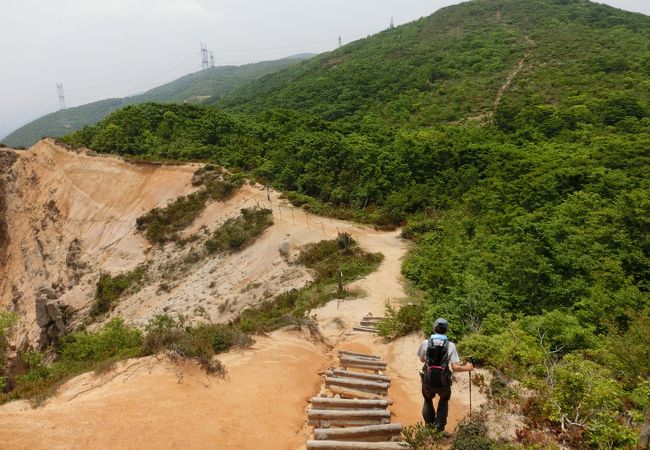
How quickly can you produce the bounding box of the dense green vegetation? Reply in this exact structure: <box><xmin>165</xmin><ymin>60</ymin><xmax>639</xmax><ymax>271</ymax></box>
<box><xmin>44</xmin><ymin>0</ymin><xmax>650</xmax><ymax>445</ymax></box>
<box><xmin>205</xmin><ymin>208</ymin><xmax>274</xmax><ymax>253</ymax></box>
<box><xmin>0</xmin><ymin>316</ymin><xmax>252</xmax><ymax>404</ymax></box>
<box><xmin>136</xmin><ymin>167</ymin><xmax>239</xmax><ymax>244</ymax></box>
<box><xmin>1</xmin><ymin>56</ymin><xmax>312</xmax><ymax>148</ymax></box>
<box><xmin>237</xmin><ymin>234</ymin><xmax>383</xmax><ymax>333</ymax></box>
<box><xmin>91</xmin><ymin>266</ymin><xmax>146</xmax><ymax>317</ymax></box>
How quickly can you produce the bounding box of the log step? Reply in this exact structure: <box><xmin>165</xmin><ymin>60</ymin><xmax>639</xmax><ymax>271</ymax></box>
<box><xmin>338</xmin><ymin>350</ymin><xmax>381</xmax><ymax>360</ymax></box>
<box><xmin>362</xmin><ymin>316</ymin><xmax>384</xmax><ymax>322</ymax></box>
<box><xmin>310</xmin><ymin>397</ymin><xmax>390</xmax><ymax>410</ymax></box>
<box><xmin>307</xmin><ymin>441</ymin><xmax>411</xmax><ymax>449</ymax></box>
<box><xmin>325</xmin><ymin>376</ymin><xmax>389</xmax><ymax>394</ymax></box>
<box><xmin>339</xmin><ymin>359</ymin><xmax>387</xmax><ymax>371</ymax></box>
<box><xmin>353</xmin><ymin>326</ymin><xmax>378</xmax><ymax>333</ymax></box>
<box><xmin>308</xmin><ymin>409</ymin><xmax>391</xmax><ymax>420</ymax></box>
<box><xmin>314</xmin><ymin>423</ymin><xmax>403</xmax><ymax>442</ymax></box>
<box><xmin>339</xmin><ymin>356</ymin><xmax>387</xmax><ymax>367</ymax></box>
<box><xmin>326</xmin><ymin>369</ymin><xmax>391</xmax><ymax>384</ymax></box>
<box><xmin>359</xmin><ymin>321</ymin><xmax>379</xmax><ymax>328</ymax></box>
<box><xmin>328</xmin><ymin>386</ymin><xmax>392</xmax><ymax>401</ymax></box>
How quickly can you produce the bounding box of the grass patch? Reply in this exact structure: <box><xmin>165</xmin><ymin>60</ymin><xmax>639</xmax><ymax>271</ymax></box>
<box><xmin>237</xmin><ymin>233</ymin><xmax>383</xmax><ymax>333</ymax></box>
<box><xmin>205</xmin><ymin>207</ymin><xmax>273</xmax><ymax>253</ymax></box>
<box><xmin>137</xmin><ymin>165</ymin><xmax>240</xmax><ymax>244</ymax></box>
<box><xmin>90</xmin><ymin>266</ymin><xmax>146</xmax><ymax>317</ymax></box>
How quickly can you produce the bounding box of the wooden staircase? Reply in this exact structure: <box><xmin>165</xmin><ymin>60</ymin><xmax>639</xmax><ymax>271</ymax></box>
<box><xmin>306</xmin><ymin>349</ymin><xmax>412</xmax><ymax>450</ymax></box>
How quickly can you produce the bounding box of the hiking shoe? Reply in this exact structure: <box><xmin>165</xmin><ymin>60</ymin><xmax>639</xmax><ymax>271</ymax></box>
<box><xmin>439</xmin><ymin>430</ymin><xmax>451</xmax><ymax>439</ymax></box>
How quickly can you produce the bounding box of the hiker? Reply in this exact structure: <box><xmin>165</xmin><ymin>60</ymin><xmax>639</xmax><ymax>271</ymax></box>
<box><xmin>416</xmin><ymin>317</ymin><xmax>473</xmax><ymax>435</ymax></box>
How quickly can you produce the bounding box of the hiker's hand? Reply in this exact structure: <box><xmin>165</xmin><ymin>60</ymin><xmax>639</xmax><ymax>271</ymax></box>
<box><xmin>466</xmin><ymin>362</ymin><xmax>474</xmax><ymax>371</ymax></box>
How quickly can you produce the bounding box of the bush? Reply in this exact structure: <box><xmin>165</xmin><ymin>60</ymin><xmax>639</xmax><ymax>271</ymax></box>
<box><xmin>137</xmin><ymin>177</ymin><xmax>237</xmax><ymax>244</ymax></box>
<box><xmin>377</xmin><ymin>301</ymin><xmax>425</xmax><ymax>339</ymax></box>
<box><xmin>402</xmin><ymin>422</ymin><xmax>444</xmax><ymax>449</ymax></box>
<box><xmin>451</xmin><ymin>419</ymin><xmax>494</xmax><ymax>450</ymax></box>
<box><xmin>142</xmin><ymin>315</ymin><xmax>252</xmax><ymax>374</ymax></box>
<box><xmin>6</xmin><ymin>319</ymin><xmax>142</xmax><ymax>404</ymax></box>
<box><xmin>90</xmin><ymin>266</ymin><xmax>146</xmax><ymax>317</ymax></box>
<box><xmin>205</xmin><ymin>208</ymin><xmax>273</xmax><ymax>253</ymax></box>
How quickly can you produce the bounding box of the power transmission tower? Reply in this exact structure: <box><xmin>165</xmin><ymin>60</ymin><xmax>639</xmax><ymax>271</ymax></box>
<box><xmin>338</xmin><ymin>36</ymin><xmax>342</xmax><ymax>48</ymax></box>
<box><xmin>56</xmin><ymin>83</ymin><xmax>66</xmax><ymax>109</ymax></box>
<box><xmin>390</xmin><ymin>17</ymin><xmax>395</xmax><ymax>29</ymax></box>
<box><xmin>209</xmin><ymin>51</ymin><xmax>215</xmax><ymax>68</ymax></box>
<box><xmin>200</xmin><ymin>43</ymin><xmax>210</xmax><ymax>70</ymax></box>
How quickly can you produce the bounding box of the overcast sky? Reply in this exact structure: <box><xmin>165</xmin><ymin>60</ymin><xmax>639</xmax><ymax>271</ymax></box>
<box><xmin>1</xmin><ymin>0</ymin><xmax>648</xmax><ymax>140</ymax></box>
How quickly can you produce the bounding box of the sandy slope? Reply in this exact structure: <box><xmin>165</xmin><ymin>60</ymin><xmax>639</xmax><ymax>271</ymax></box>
<box><xmin>0</xmin><ymin>331</ymin><xmax>327</xmax><ymax>450</ymax></box>
<box><xmin>0</xmin><ymin>141</ymin><xmax>485</xmax><ymax>448</ymax></box>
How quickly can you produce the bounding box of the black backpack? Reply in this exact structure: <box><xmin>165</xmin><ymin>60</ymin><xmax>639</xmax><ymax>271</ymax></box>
<box><xmin>423</xmin><ymin>338</ymin><xmax>452</xmax><ymax>388</ymax></box>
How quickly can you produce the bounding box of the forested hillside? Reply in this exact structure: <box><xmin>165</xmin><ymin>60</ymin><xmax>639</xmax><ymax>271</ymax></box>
<box><xmin>59</xmin><ymin>0</ymin><xmax>650</xmax><ymax>446</ymax></box>
<box><xmin>1</xmin><ymin>56</ymin><xmax>311</xmax><ymax>148</ymax></box>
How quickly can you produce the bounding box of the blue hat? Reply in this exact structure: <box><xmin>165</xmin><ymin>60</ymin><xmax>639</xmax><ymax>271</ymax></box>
<box><xmin>434</xmin><ymin>318</ymin><xmax>448</xmax><ymax>332</ymax></box>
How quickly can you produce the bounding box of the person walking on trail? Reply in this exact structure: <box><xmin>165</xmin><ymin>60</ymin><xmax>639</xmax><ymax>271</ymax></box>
<box><xmin>416</xmin><ymin>317</ymin><xmax>474</xmax><ymax>436</ymax></box>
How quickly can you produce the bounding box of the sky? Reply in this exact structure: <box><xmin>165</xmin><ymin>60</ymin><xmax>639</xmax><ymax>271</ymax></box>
<box><xmin>1</xmin><ymin>0</ymin><xmax>648</xmax><ymax>140</ymax></box>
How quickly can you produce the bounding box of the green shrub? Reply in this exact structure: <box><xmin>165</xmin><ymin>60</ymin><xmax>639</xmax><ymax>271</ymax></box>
<box><xmin>137</xmin><ymin>176</ymin><xmax>237</xmax><ymax>244</ymax></box>
<box><xmin>377</xmin><ymin>301</ymin><xmax>425</xmax><ymax>339</ymax></box>
<box><xmin>205</xmin><ymin>208</ymin><xmax>273</xmax><ymax>253</ymax></box>
<box><xmin>90</xmin><ymin>266</ymin><xmax>146</xmax><ymax>317</ymax></box>
<box><xmin>7</xmin><ymin>319</ymin><xmax>142</xmax><ymax>404</ymax></box>
<box><xmin>451</xmin><ymin>419</ymin><xmax>494</xmax><ymax>450</ymax></box>
<box><xmin>402</xmin><ymin>422</ymin><xmax>444</xmax><ymax>449</ymax></box>
<box><xmin>142</xmin><ymin>315</ymin><xmax>250</xmax><ymax>374</ymax></box>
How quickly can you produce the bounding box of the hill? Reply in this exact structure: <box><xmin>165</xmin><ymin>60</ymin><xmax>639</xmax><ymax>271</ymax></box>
<box><xmin>1</xmin><ymin>56</ymin><xmax>312</xmax><ymax>148</ymax></box>
<box><xmin>215</xmin><ymin>0</ymin><xmax>649</xmax><ymax>128</ymax></box>
<box><xmin>7</xmin><ymin>0</ymin><xmax>650</xmax><ymax>446</ymax></box>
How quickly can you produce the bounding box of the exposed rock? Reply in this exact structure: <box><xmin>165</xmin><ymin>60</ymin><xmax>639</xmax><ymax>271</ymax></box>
<box><xmin>278</xmin><ymin>239</ymin><xmax>291</xmax><ymax>256</ymax></box>
<box><xmin>46</xmin><ymin>301</ymin><xmax>66</xmax><ymax>330</ymax></box>
<box><xmin>34</xmin><ymin>291</ymin><xmax>50</xmax><ymax>328</ymax></box>
<box><xmin>34</xmin><ymin>286</ymin><xmax>67</xmax><ymax>347</ymax></box>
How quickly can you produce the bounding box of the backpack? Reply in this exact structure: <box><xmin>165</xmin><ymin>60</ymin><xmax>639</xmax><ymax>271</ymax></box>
<box><xmin>423</xmin><ymin>337</ymin><xmax>452</xmax><ymax>388</ymax></box>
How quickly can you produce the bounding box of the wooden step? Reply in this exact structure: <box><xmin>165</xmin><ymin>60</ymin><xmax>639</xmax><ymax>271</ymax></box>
<box><xmin>338</xmin><ymin>350</ymin><xmax>381</xmax><ymax>360</ymax></box>
<box><xmin>310</xmin><ymin>397</ymin><xmax>390</xmax><ymax>410</ymax></box>
<box><xmin>339</xmin><ymin>358</ymin><xmax>387</xmax><ymax>372</ymax></box>
<box><xmin>339</xmin><ymin>356</ymin><xmax>387</xmax><ymax>367</ymax></box>
<box><xmin>307</xmin><ymin>440</ymin><xmax>411</xmax><ymax>449</ymax></box>
<box><xmin>325</xmin><ymin>376</ymin><xmax>388</xmax><ymax>395</ymax></box>
<box><xmin>308</xmin><ymin>409</ymin><xmax>391</xmax><ymax>420</ymax></box>
<box><xmin>313</xmin><ymin>423</ymin><xmax>403</xmax><ymax>442</ymax></box>
<box><xmin>308</xmin><ymin>409</ymin><xmax>391</xmax><ymax>427</ymax></box>
<box><xmin>359</xmin><ymin>321</ymin><xmax>379</xmax><ymax>328</ymax></box>
<box><xmin>353</xmin><ymin>326</ymin><xmax>378</xmax><ymax>333</ymax></box>
<box><xmin>326</xmin><ymin>369</ymin><xmax>391</xmax><ymax>384</ymax></box>
<box><xmin>328</xmin><ymin>386</ymin><xmax>392</xmax><ymax>401</ymax></box>
<box><xmin>362</xmin><ymin>316</ymin><xmax>384</xmax><ymax>322</ymax></box>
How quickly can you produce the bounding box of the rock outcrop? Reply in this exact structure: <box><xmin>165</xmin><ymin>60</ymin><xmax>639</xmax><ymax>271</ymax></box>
<box><xmin>34</xmin><ymin>287</ymin><xmax>69</xmax><ymax>348</ymax></box>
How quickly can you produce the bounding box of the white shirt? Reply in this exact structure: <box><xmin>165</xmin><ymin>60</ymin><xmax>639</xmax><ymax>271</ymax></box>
<box><xmin>416</xmin><ymin>338</ymin><xmax>460</xmax><ymax>366</ymax></box>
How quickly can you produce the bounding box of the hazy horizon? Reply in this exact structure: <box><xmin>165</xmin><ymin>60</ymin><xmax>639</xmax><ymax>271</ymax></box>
<box><xmin>2</xmin><ymin>0</ymin><xmax>648</xmax><ymax>141</ymax></box>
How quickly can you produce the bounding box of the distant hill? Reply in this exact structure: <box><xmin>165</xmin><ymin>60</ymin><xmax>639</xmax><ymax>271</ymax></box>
<box><xmin>214</xmin><ymin>0</ymin><xmax>649</xmax><ymax>127</ymax></box>
<box><xmin>2</xmin><ymin>56</ymin><xmax>313</xmax><ymax>148</ymax></box>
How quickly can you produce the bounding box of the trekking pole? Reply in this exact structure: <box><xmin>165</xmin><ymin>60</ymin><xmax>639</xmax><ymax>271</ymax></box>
<box><xmin>468</xmin><ymin>356</ymin><xmax>474</xmax><ymax>420</ymax></box>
